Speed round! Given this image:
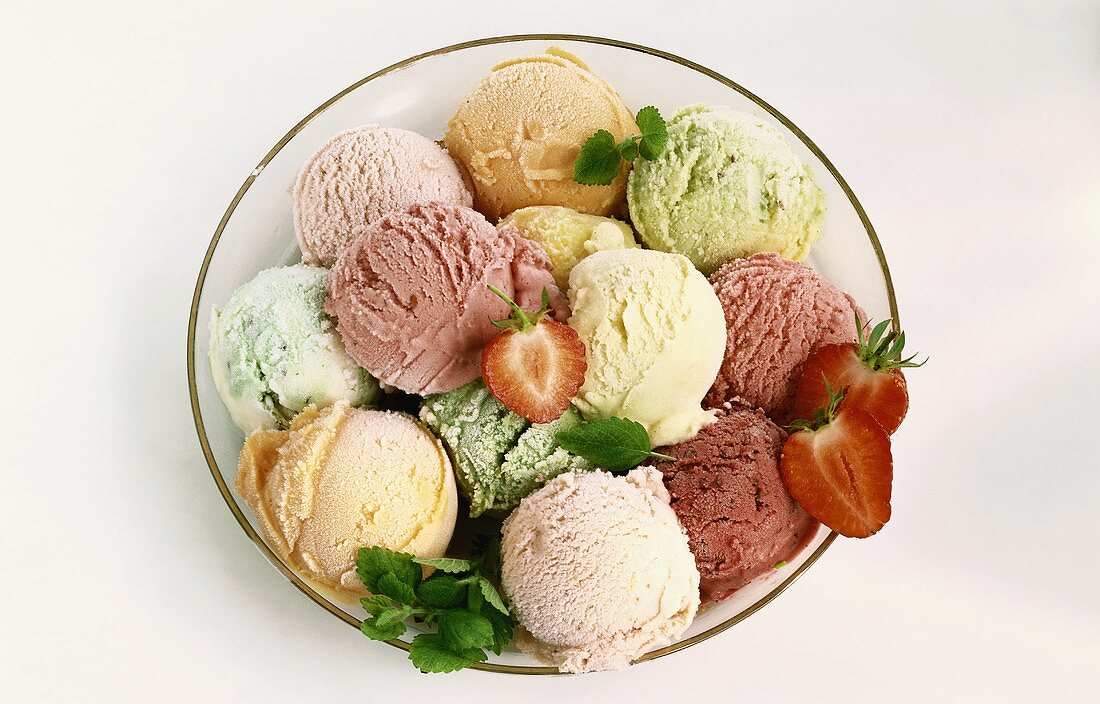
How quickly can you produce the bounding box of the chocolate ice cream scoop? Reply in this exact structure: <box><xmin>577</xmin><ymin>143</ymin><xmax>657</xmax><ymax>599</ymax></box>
<box><xmin>658</xmin><ymin>406</ymin><xmax>818</xmax><ymax>601</ymax></box>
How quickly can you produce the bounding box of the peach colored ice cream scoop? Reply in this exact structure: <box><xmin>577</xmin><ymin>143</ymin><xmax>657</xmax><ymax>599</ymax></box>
<box><xmin>706</xmin><ymin>253</ymin><xmax>860</xmax><ymax>419</ymax></box>
<box><xmin>294</xmin><ymin>125</ymin><xmax>472</xmax><ymax>266</ymax></box>
<box><xmin>325</xmin><ymin>202</ymin><xmax>566</xmax><ymax>395</ymax></box>
<box><xmin>445</xmin><ymin>48</ymin><xmax>637</xmax><ymax>221</ymax></box>
<box><xmin>235</xmin><ymin>402</ymin><xmax>457</xmax><ymax>595</ymax></box>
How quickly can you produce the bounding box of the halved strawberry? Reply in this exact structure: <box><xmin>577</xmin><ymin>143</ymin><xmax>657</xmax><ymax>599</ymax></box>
<box><xmin>781</xmin><ymin>385</ymin><xmax>892</xmax><ymax>538</ymax></box>
<box><xmin>481</xmin><ymin>286</ymin><xmax>587</xmax><ymax>424</ymax></box>
<box><xmin>791</xmin><ymin>316</ymin><xmax>924</xmax><ymax>435</ymax></box>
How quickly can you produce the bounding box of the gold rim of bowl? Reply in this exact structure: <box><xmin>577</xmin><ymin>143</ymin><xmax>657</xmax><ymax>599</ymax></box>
<box><xmin>186</xmin><ymin>33</ymin><xmax>899</xmax><ymax>675</ymax></box>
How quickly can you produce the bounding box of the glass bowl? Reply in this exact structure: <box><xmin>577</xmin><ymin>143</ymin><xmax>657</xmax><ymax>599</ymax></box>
<box><xmin>187</xmin><ymin>34</ymin><xmax>897</xmax><ymax>675</ymax></box>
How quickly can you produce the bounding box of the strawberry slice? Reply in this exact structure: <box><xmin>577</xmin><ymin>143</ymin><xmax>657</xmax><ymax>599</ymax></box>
<box><xmin>791</xmin><ymin>316</ymin><xmax>924</xmax><ymax>435</ymax></box>
<box><xmin>780</xmin><ymin>385</ymin><xmax>892</xmax><ymax>538</ymax></box>
<box><xmin>481</xmin><ymin>286</ymin><xmax>587</xmax><ymax>424</ymax></box>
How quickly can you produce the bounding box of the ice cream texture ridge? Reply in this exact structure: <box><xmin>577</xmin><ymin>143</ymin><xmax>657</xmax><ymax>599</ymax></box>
<box><xmin>235</xmin><ymin>402</ymin><xmax>457</xmax><ymax>595</ymax></box>
<box><xmin>445</xmin><ymin>48</ymin><xmax>637</xmax><ymax>220</ymax></box>
<box><xmin>501</xmin><ymin>468</ymin><xmax>700</xmax><ymax>673</ymax></box>
<box><xmin>568</xmin><ymin>248</ymin><xmax>727</xmax><ymax>447</ymax></box>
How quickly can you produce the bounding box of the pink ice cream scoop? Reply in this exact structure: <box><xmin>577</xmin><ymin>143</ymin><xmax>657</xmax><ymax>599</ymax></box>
<box><xmin>705</xmin><ymin>252</ymin><xmax>860</xmax><ymax>420</ymax></box>
<box><xmin>657</xmin><ymin>405</ymin><xmax>818</xmax><ymax>601</ymax></box>
<box><xmin>326</xmin><ymin>202</ymin><xmax>566</xmax><ymax>395</ymax></box>
<box><xmin>294</xmin><ymin>125</ymin><xmax>472</xmax><ymax>267</ymax></box>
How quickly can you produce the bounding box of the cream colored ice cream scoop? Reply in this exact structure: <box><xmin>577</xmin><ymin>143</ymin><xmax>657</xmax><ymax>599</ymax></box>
<box><xmin>235</xmin><ymin>402</ymin><xmax>457</xmax><ymax>595</ymax></box>
<box><xmin>567</xmin><ymin>248</ymin><xmax>727</xmax><ymax>446</ymax></box>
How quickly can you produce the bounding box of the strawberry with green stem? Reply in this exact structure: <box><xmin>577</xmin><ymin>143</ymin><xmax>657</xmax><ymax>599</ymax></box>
<box><xmin>781</xmin><ymin>380</ymin><xmax>893</xmax><ymax>538</ymax></box>
<box><xmin>481</xmin><ymin>285</ymin><xmax>587</xmax><ymax>424</ymax></box>
<box><xmin>791</xmin><ymin>314</ymin><xmax>924</xmax><ymax>435</ymax></box>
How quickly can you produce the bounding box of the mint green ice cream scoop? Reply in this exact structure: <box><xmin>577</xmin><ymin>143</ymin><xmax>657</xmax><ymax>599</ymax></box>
<box><xmin>627</xmin><ymin>104</ymin><xmax>825</xmax><ymax>275</ymax></box>
<box><xmin>420</xmin><ymin>380</ymin><xmax>594</xmax><ymax>517</ymax></box>
<box><xmin>208</xmin><ymin>264</ymin><xmax>378</xmax><ymax>434</ymax></box>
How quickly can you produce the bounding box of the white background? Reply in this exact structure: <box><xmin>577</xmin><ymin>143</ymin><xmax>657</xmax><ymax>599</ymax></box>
<box><xmin>3</xmin><ymin>1</ymin><xmax>1098</xmax><ymax>701</ymax></box>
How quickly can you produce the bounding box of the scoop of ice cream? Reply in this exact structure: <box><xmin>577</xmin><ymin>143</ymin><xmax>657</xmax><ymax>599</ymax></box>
<box><xmin>568</xmin><ymin>249</ymin><xmax>726</xmax><ymax>446</ymax></box>
<box><xmin>420</xmin><ymin>380</ymin><xmax>593</xmax><ymax>517</ymax></box>
<box><xmin>499</xmin><ymin>205</ymin><xmax>639</xmax><ymax>289</ymax></box>
<box><xmin>501</xmin><ymin>468</ymin><xmax>700</xmax><ymax>673</ymax></box>
<box><xmin>706</xmin><ymin>253</ymin><xmax>860</xmax><ymax>419</ymax></box>
<box><xmin>294</xmin><ymin>125</ymin><xmax>472</xmax><ymax>266</ymax></box>
<box><xmin>208</xmin><ymin>265</ymin><xmax>378</xmax><ymax>434</ymax></box>
<box><xmin>658</xmin><ymin>406</ymin><xmax>818</xmax><ymax>601</ymax></box>
<box><xmin>628</xmin><ymin>105</ymin><xmax>825</xmax><ymax>275</ymax></box>
<box><xmin>235</xmin><ymin>402</ymin><xmax>457</xmax><ymax>594</ymax></box>
<box><xmin>325</xmin><ymin>202</ymin><xmax>566</xmax><ymax>395</ymax></box>
<box><xmin>445</xmin><ymin>48</ymin><xmax>637</xmax><ymax>220</ymax></box>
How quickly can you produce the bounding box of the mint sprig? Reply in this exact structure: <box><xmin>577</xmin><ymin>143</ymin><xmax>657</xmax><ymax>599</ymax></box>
<box><xmin>555</xmin><ymin>417</ymin><xmax>675</xmax><ymax>471</ymax></box>
<box><xmin>355</xmin><ymin>538</ymin><xmax>513</xmax><ymax>674</ymax></box>
<box><xmin>573</xmin><ymin>106</ymin><xmax>668</xmax><ymax>186</ymax></box>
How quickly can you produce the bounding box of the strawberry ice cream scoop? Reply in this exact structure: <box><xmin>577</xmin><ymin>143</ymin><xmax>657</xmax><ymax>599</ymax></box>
<box><xmin>325</xmin><ymin>202</ymin><xmax>566</xmax><ymax>395</ymax></box>
<box><xmin>706</xmin><ymin>253</ymin><xmax>860</xmax><ymax>419</ymax></box>
<box><xmin>658</xmin><ymin>406</ymin><xmax>818</xmax><ymax>601</ymax></box>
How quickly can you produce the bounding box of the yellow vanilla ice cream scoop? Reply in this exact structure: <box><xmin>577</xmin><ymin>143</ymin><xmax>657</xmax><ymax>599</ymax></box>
<box><xmin>235</xmin><ymin>401</ymin><xmax>457</xmax><ymax>594</ymax></box>
<box><xmin>445</xmin><ymin>48</ymin><xmax>637</xmax><ymax>220</ymax></box>
<box><xmin>499</xmin><ymin>206</ymin><xmax>639</xmax><ymax>289</ymax></box>
<box><xmin>568</xmin><ymin>249</ymin><xmax>727</xmax><ymax>446</ymax></box>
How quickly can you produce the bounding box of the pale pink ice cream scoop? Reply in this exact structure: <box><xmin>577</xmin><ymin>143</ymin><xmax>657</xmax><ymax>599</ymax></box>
<box><xmin>294</xmin><ymin>125</ymin><xmax>472</xmax><ymax>266</ymax></box>
<box><xmin>706</xmin><ymin>253</ymin><xmax>860</xmax><ymax>419</ymax></box>
<box><xmin>325</xmin><ymin>202</ymin><xmax>566</xmax><ymax>395</ymax></box>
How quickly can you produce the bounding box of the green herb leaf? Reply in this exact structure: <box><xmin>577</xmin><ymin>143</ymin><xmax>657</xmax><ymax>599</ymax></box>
<box><xmin>408</xmin><ymin>634</ymin><xmax>479</xmax><ymax>674</ymax></box>
<box><xmin>437</xmin><ymin>610</ymin><xmax>495</xmax><ymax>651</ymax></box>
<box><xmin>359</xmin><ymin>594</ymin><xmax>393</xmax><ymax>616</ymax></box>
<box><xmin>555</xmin><ymin>417</ymin><xmax>675</xmax><ymax>471</ymax></box>
<box><xmin>483</xmin><ymin>605</ymin><xmax>514</xmax><ymax>655</ymax></box>
<box><xmin>617</xmin><ymin>136</ymin><xmax>639</xmax><ymax>163</ymax></box>
<box><xmin>635</xmin><ymin>106</ymin><xmax>668</xmax><ymax>160</ymax></box>
<box><xmin>356</xmin><ymin>547</ymin><xmax>421</xmax><ymax>593</ymax></box>
<box><xmin>411</xmin><ymin>557</ymin><xmax>475</xmax><ymax>574</ymax></box>
<box><xmin>360</xmin><ymin>613</ymin><xmax>407</xmax><ymax>641</ymax></box>
<box><xmin>416</xmin><ymin>575</ymin><xmax>467</xmax><ymax>609</ymax></box>
<box><xmin>477</xmin><ymin>577</ymin><xmax>510</xmax><ymax>616</ymax></box>
<box><xmin>466</xmin><ymin>582</ymin><xmax>485</xmax><ymax>613</ymax></box>
<box><xmin>573</xmin><ymin>130</ymin><xmax>622</xmax><ymax>186</ymax></box>
<box><xmin>376</xmin><ymin>572</ymin><xmax>416</xmax><ymax>605</ymax></box>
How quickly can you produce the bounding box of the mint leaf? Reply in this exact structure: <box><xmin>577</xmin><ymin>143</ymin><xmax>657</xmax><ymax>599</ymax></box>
<box><xmin>359</xmin><ymin>594</ymin><xmax>393</xmax><ymax>616</ymax></box>
<box><xmin>573</xmin><ymin>130</ymin><xmax>622</xmax><ymax>186</ymax></box>
<box><xmin>483</xmin><ymin>606</ymin><xmax>514</xmax><ymax>655</ymax></box>
<box><xmin>360</xmin><ymin>613</ymin><xmax>407</xmax><ymax>641</ymax></box>
<box><xmin>416</xmin><ymin>575</ymin><xmax>466</xmax><ymax>609</ymax></box>
<box><xmin>467</xmin><ymin>582</ymin><xmax>484</xmax><ymax>613</ymax></box>
<box><xmin>408</xmin><ymin>634</ymin><xmax>477</xmax><ymax>674</ymax></box>
<box><xmin>617</xmin><ymin>136</ymin><xmax>639</xmax><ymax>163</ymax></box>
<box><xmin>437</xmin><ymin>610</ymin><xmax>495</xmax><ymax>651</ymax></box>
<box><xmin>376</xmin><ymin>572</ymin><xmax>416</xmax><ymax>605</ymax></box>
<box><xmin>555</xmin><ymin>417</ymin><xmax>675</xmax><ymax>471</ymax></box>
<box><xmin>356</xmin><ymin>547</ymin><xmax>421</xmax><ymax>592</ymax></box>
<box><xmin>636</xmin><ymin>106</ymin><xmax>668</xmax><ymax>160</ymax></box>
<box><xmin>411</xmin><ymin>557</ymin><xmax>474</xmax><ymax>574</ymax></box>
<box><xmin>477</xmin><ymin>577</ymin><xmax>509</xmax><ymax>616</ymax></box>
